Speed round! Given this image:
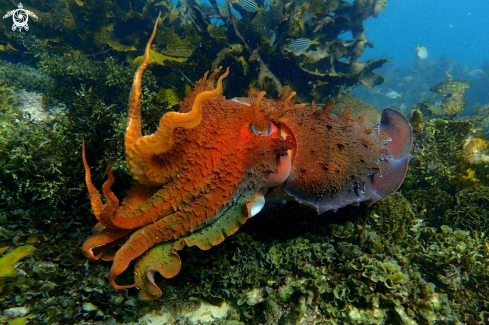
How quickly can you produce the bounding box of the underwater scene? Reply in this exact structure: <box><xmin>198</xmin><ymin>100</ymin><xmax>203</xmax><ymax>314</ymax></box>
<box><xmin>0</xmin><ymin>0</ymin><xmax>488</xmax><ymax>323</ymax></box>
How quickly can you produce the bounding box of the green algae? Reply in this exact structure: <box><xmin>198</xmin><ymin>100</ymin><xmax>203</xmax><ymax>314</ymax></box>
<box><xmin>0</xmin><ymin>246</ymin><xmax>35</xmax><ymax>278</ymax></box>
<box><xmin>0</xmin><ymin>83</ymin><xmax>21</xmax><ymax>124</ymax></box>
<box><xmin>0</xmin><ymin>245</ymin><xmax>34</xmax><ymax>296</ymax></box>
<box><xmin>444</xmin><ymin>187</ymin><xmax>489</xmax><ymax>232</ymax></box>
<box><xmin>141</xmin><ymin>192</ymin><xmax>489</xmax><ymax>324</ymax></box>
<box><xmin>404</xmin><ymin>109</ymin><xmax>474</xmax><ymax>192</ymax></box>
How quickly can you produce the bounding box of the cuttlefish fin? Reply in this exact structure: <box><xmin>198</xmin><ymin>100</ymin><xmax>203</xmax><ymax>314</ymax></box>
<box><xmin>362</xmin><ymin>108</ymin><xmax>412</xmax><ymax>205</ymax></box>
<box><xmin>283</xmin><ymin>108</ymin><xmax>412</xmax><ymax>213</ymax></box>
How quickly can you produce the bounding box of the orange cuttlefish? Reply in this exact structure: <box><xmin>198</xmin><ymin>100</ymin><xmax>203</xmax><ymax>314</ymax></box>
<box><xmin>82</xmin><ymin>14</ymin><xmax>412</xmax><ymax>300</ymax></box>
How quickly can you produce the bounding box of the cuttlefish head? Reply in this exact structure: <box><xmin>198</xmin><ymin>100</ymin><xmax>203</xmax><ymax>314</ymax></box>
<box><xmin>242</xmin><ymin>86</ymin><xmax>413</xmax><ymax>214</ymax></box>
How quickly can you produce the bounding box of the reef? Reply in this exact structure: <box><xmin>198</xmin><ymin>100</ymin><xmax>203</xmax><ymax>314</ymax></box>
<box><xmin>402</xmin><ymin>91</ymin><xmax>489</xmax><ymax>193</ymax></box>
<box><xmin>402</xmin><ymin>100</ymin><xmax>475</xmax><ymax>192</ymax></box>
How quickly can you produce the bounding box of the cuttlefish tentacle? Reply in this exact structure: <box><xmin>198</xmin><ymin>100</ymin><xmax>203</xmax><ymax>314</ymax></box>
<box><xmin>109</xmin><ymin>126</ymin><xmax>294</xmax><ymax>288</ymax></box>
<box><xmin>250</xmin><ymin>91</ymin><xmax>270</xmax><ymax>134</ymax></box>
<box><xmin>127</xmin><ymin>68</ymin><xmax>229</xmax><ymax>186</ymax></box>
<box><xmin>125</xmin><ymin>11</ymin><xmax>229</xmax><ymax>186</ymax></box>
<box><xmin>100</xmin><ymin>69</ymin><xmax>229</xmax><ymax>230</ymax></box>
<box><xmin>108</xmin><ymin>161</ymin><xmax>244</xmax><ymax>288</ymax></box>
<box><xmin>125</xmin><ymin>12</ymin><xmax>161</xmax><ymax>159</ymax></box>
<box><xmin>83</xmin><ymin>14</ymin><xmax>162</xmax><ymax>230</ymax></box>
<box><xmin>83</xmin><ymin>140</ymin><xmax>120</xmax><ymax>229</ymax></box>
<box><xmin>82</xmin><ymin>227</ymin><xmax>132</xmax><ymax>261</ymax></box>
<box><xmin>82</xmin><ymin>140</ymin><xmax>103</xmax><ymax>219</ymax></box>
<box><xmin>109</xmin><ymin>177</ymin><xmax>256</xmax><ymax>288</ymax></box>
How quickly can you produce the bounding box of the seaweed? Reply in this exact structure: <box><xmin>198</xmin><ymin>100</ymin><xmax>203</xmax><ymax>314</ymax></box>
<box><xmin>1</xmin><ymin>0</ymin><xmax>389</xmax><ymax>103</ymax></box>
<box><xmin>444</xmin><ymin>187</ymin><xmax>489</xmax><ymax>233</ymax></box>
<box><xmin>0</xmin><ymin>245</ymin><xmax>35</xmax><ymax>293</ymax></box>
<box><xmin>403</xmin><ymin>106</ymin><xmax>474</xmax><ymax>193</ymax></box>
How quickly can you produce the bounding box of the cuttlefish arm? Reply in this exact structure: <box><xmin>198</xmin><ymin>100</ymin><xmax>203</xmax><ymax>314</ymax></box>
<box><xmin>124</xmin><ymin>12</ymin><xmax>229</xmax><ymax>186</ymax></box>
<box><xmin>133</xmin><ymin>188</ymin><xmax>260</xmax><ymax>300</ymax></box>
<box><xmin>125</xmin><ymin>12</ymin><xmax>161</xmax><ymax>161</ymax></box>
<box><xmin>82</xmin><ymin>14</ymin><xmax>229</xmax><ymax>231</ymax></box>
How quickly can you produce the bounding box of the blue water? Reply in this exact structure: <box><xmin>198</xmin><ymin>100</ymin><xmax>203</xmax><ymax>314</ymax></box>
<box><xmin>362</xmin><ymin>0</ymin><xmax>489</xmax><ymax>69</ymax></box>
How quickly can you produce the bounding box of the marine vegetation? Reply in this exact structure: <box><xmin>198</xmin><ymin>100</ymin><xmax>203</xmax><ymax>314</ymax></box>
<box><xmin>81</xmin><ymin>17</ymin><xmax>412</xmax><ymax>300</ymax></box>
<box><xmin>444</xmin><ymin>186</ymin><xmax>489</xmax><ymax>233</ymax></box>
<box><xmin>0</xmin><ymin>245</ymin><xmax>35</xmax><ymax>293</ymax></box>
<box><xmin>0</xmin><ymin>0</ymin><xmax>389</xmax><ymax>102</ymax></box>
<box><xmin>402</xmin><ymin>89</ymin><xmax>489</xmax><ymax>193</ymax></box>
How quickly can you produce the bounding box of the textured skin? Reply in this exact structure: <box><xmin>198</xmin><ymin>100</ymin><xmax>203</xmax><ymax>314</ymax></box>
<box><xmin>81</xmin><ymin>18</ymin><xmax>412</xmax><ymax>298</ymax></box>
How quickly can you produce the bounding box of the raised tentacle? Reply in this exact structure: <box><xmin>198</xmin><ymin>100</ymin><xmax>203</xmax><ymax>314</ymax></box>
<box><xmin>99</xmin><ymin>158</ymin><xmax>119</xmax><ymax>228</ymax></box>
<box><xmin>127</xmin><ymin>68</ymin><xmax>229</xmax><ymax>185</ymax></box>
<box><xmin>125</xmin><ymin>12</ymin><xmax>161</xmax><ymax>158</ymax></box>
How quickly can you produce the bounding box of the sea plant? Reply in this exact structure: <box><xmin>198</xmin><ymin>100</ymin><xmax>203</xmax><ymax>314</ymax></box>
<box><xmin>0</xmin><ymin>245</ymin><xmax>35</xmax><ymax>293</ymax></box>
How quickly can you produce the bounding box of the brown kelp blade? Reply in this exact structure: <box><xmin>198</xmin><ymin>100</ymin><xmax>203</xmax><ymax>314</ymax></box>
<box><xmin>284</xmin><ymin>108</ymin><xmax>412</xmax><ymax>213</ymax></box>
<box><xmin>133</xmin><ymin>189</ymin><xmax>257</xmax><ymax>300</ymax></box>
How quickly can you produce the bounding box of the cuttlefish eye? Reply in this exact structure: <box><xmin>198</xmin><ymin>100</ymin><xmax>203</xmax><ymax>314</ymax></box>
<box><xmin>248</xmin><ymin>121</ymin><xmax>273</xmax><ymax>136</ymax></box>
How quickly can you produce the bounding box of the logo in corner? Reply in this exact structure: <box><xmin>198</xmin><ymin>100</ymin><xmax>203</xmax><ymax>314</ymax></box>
<box><xmin>3</xmin><ymin>3</ymin><xmax>38</xmax><ymax>32</ymax></box>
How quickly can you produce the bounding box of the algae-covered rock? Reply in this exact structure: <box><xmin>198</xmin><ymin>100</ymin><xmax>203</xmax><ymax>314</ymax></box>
<box><xmin>403</xmin><ymin>188</ymin><xmax>454</xmax><ymax>227</ymax></box>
